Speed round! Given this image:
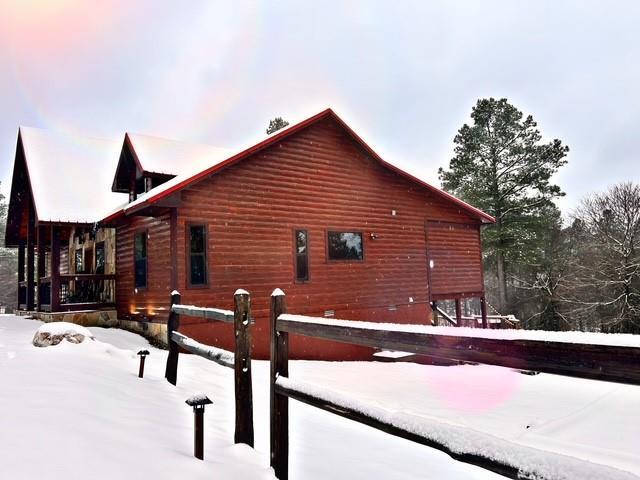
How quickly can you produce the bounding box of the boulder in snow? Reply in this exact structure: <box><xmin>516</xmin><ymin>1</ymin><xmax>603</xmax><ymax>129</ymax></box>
<box><xmin>32</xmin><ymin>322</ymin><xmax>95</xmax><ymax>347</ymax></box>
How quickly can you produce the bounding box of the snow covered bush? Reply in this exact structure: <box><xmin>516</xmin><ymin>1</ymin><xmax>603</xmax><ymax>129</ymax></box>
<box><xmin>32</xmin><ymin>322</ymin><xmax>95</xmax><ymax>347</ymax></box>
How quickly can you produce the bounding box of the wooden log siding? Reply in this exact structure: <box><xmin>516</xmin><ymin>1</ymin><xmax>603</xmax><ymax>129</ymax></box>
<box><xmin>426</xmin><ymin>221</ymin><xmax>483</xmax><ymax>297</ymax></box>
<box><xmin>116</xmin><ymin>212</ymin><xmax>173</xmax><ymax>321</ymax></box>
<box><xmin>168</xmin><ymin>116</ymin><xmax>485</xmax><ymax>359</ymax></box>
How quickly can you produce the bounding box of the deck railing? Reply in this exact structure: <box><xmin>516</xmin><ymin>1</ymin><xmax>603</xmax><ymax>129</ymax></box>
<box><xmin>269</xmin><ymin>288</ymin><xmax>640</xmax><ymax>480</ymax></box>
<box><xmin>37</xmin><ymin>274</ymin><xmax>116</xmax><ymax>312</ymax></box>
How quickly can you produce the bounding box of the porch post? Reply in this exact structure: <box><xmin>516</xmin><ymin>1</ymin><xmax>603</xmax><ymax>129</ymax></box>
<box><xmin>480</xmin><ymin>296</ymin><xmax>488</xmax><ymax>329</ymax></box>
<box><xmin>17</xmin><ymin>240</ymin><xmax>25</xmax><ymax>308</ymax></box>
<box><xmin>26</xmin><ymin>203</ymin><xmax>35</xmax><ymax>310</ymax></box>
<box><xmin>455</xmin><ymin>298</ymin><xmax>462</xmax><ymax>327</ymax></box>
<box><xmin>50</xmin><ymin>226</ymin><xmax>61</xmax><ymax>312</ymax></box>
<box><xmin>36</xmin><ymin>225</ymin><xmax>45</xmax><ymax>311</ymax></box>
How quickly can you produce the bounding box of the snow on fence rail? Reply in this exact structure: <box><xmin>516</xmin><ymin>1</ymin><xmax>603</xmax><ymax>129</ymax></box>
<box><xmin>278</xmin><ymin>314</ymin><xmax>640</xmax><ymax>385</ymax></box>
<box><xmin>269</xmin><ymin>289</ymin><xmax>640</xmax><ymax>480</ymax></box>
<box><xmin>170</xmin><ymin>304</ymin><xmax>234</xmax><ymax>323</ymax></box>
<box><xmin>165</xmin><ymin>289</ymin><xmax>254</xmax><ymax>447</ymax></box>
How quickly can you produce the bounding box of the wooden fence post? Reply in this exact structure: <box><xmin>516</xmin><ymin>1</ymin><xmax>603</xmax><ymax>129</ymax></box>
<box><xmin>270</xmin><ymin>288</ymin><xmax>288</xmax><ymax>480</ymax></box>
<box><xmin>234</xmin><ymin>289</ymin><xmax>254</xmax><ymax>447</ymax></box>
<box><xmin>165</xmin><ymin>290</ymin><xmax>181</xmax><ymax>385</ymax></box>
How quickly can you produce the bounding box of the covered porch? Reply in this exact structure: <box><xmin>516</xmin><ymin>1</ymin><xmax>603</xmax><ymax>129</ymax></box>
<box><xmin>16</xmin><ymin>219</ymin><xmax>116</xmax><ymax>313</ymax></box>
<box><xmin>5</xmin><ymin>127</ymin><xmax>125</xmax><ymax>315</ymax></box>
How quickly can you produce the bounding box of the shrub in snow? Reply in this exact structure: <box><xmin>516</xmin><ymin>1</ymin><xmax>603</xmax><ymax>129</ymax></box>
<box><xmin>32</xmin><ymin>322</ymin><xmax>95</xmax><ymax>348</ymax></box>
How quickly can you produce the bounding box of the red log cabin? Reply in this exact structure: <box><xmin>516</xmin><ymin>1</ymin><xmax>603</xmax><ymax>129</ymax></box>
<box><xmin>5</xmin><ymin>109</ymin><xmax>495</xmax><ymax>359</ymax></box>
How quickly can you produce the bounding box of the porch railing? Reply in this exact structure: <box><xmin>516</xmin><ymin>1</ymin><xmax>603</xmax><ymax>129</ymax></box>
<box><xmin>38</xmin><ymin>274</ymin><xmax>116</xmax><ymax>312</ymax></box>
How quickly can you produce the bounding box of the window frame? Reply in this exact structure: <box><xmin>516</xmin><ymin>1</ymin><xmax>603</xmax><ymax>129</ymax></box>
<box><xmin>75</xmin><ymin>248</ymin><xmax>84</xmax><ymax>274</ymax></box>
<box><xmin>325</xmin><ymin>229</ymin><xmax>365</xmax><ymax>262</ymax></box>
<box><xmin>186</xmin><ymin>222</ymin><xmax>209</xmax><ymax>288</ymax></box>
<box><xmin>293</xmin><ymin>228</ymin><xmax>310</xmax><ymax>283</ymax></box>
<box><xmin>95</xmin><ymin>241</ymin><xmax>105</xmax><ymax>275</ymax></box>
<box><xmin>133</xmin><ymin>229</ymin><xmax>148</xmax><ymax>290</ymax></box>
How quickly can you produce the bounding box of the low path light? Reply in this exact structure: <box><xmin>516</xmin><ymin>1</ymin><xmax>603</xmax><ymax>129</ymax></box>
<box><xmin>137</xmin><ymin>350</ymin><xmax>150</xmax><ymax>378</ymax></box>
<box><xmin>186</xmin><ymin>394</ymin><xmax>213</xmax><ymax>460</ymax></box>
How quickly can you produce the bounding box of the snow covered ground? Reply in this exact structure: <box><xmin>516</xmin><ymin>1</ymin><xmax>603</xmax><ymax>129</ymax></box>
<box><xmin>1</xmin><ymin>314</ymin><xmax>638</xmax><ymax>479</ymax></box>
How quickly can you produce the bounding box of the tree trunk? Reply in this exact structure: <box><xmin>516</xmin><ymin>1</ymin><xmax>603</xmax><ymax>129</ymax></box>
<box><xmin>495</xmin><ymin>216</ymin><xmax>508</xmax><ymax>313</ymax></box>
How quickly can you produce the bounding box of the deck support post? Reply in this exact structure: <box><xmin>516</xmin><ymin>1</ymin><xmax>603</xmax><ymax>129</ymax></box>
<box><xmin>455</xmin><ymin>298</ymin><xmax>462</xmax><ymax>327</ymax></box>
<box><xmin>234</xmin><ymin>290</ymin><xmax>254</xmax><ymax>447</ymax></box>
<box><xmin>270</xmin><ymin>289</ymin><xmax>288</xmax><ymax>480</ymax></box>
<box><xmin>165</xmin><ymin>290</ymin><xmax>181</xmax><ymax>385</ymax></box>
<box><xmin>26</xmin><ymin>203</ymin><xmax>35</xmax><ymax>310</ymax></box>
<box><xmin>431</xmin><ymin>301</ymin><xmax>438</xmax><ymax>326</ymax></box>
<box><xmin>50</xmin><ymin>226</ymin><xmax>61</xmax><ymax>312</ymax></box>
<box><xmin>17</xmin><ymin>240</ymin><xmax>25</xmax><ymax>307</ymax></box>
<box><xmin>36</xmin><ymin>225</ymin><xmax>45</xmax><ymax>311</ymax></box>
<box><xmin>480</xmin><ymin>296</ymin><xmax>488</xmax><ymax>329</ymax></box>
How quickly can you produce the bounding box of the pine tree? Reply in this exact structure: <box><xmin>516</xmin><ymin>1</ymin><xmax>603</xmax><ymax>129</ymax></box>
<box><xmin>266</xmin><ymin>117</ymin><xmax>289</xmax><ymax>135</ymax></box>
<box><xmin>439</xmin><ymin>98</ymin><xmax>569</xmax><ymax>313</ymax></box>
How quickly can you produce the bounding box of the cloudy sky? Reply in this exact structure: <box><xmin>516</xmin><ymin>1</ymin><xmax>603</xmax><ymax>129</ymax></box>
<box><xmin>0</xmin><ymin>0</ymin><xmax>638</xmax><ymax>214</ymax></box>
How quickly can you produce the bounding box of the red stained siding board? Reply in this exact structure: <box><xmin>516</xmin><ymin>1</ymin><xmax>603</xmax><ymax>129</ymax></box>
<box><xmin>116</xmin><ymin>117</ymin><xmax>486</xmax><ymax>359</ymax></box>
<box><xmin>426</xmin><ymin>222</ymin><xmax>484</xmax><ymax>296</ymax></box>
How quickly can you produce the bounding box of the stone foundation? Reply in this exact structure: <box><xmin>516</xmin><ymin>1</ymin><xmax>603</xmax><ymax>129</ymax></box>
<box><xmin>16</xmin><ymin>310</ymin><xmax>167</xmax><ymax>348</ymax></box>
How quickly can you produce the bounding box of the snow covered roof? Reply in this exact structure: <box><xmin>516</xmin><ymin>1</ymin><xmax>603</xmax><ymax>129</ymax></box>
<box><xmin>116</xmin><ymin>109</ymin><xmax>496</xmax><ymax>224</ymax></box>
<box><xmin>125</xmin><ymin>133</ymin><xmax>232</xmax><ymax>176</ymax></box>
<box><xmin>19</xmin><ymin>127</ymin><xmax>126</xmax><ymax>223</ymax></box>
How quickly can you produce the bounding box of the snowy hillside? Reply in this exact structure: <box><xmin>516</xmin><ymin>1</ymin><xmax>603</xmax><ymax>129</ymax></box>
<box><xmin>0</xmin><ymin>314</ymin><xmax>638</xmax><ymax>479</ymax></box>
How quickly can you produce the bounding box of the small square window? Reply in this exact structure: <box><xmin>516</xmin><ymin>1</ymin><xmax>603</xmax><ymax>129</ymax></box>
<box><xmin>327</xmin><ymin>231</ymin><xmax>363</xmax><ymax>261</ymax></box>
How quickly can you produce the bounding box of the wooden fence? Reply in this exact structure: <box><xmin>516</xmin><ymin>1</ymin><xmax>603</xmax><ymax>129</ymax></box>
<box><xmin>164</xmin><ymin>289</ymin><xmax>254</xmax><ymax>447</ymax></box>
<box><xmin>269</xmin><ymin>288</ymin><xmax>640</xmax><ymax>480</ymax></box>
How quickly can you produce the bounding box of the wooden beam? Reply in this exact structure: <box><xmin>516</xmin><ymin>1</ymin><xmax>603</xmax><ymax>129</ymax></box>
<box><xmin>171</xmin><ymin>331</ymin><xmax>233</xmax><ymax>369</ymax></box>
<box><xmin>171</xmin><ymin>305</ymin><xmax>234</xmax><ymax>323</ymax></box>
<box><xmin>276</xmin><ymin>317</ymin><xmax>640</xmax><ymax>386</ymax></box>
<box><xmin>480</xmin><ymin>296</ymin><xmax>488</xmax><ymax>329</ymax></box>
<box><xmin>270</xmin><ymin>291</ymin><xmax>289</xmax><ymax>480</ymax></box>
<box><xmin>26</xmin><ymin>203</ymin><xmax>35</xmax><ymax>310</ymax></box>
<box><xmin>234</xmin><ymin>290</ymin><xmax>254</xmax><ymax>447</ymax></box>
<box><xmin>165</xmin><ymin>291</ymin><xmax>181</xmax><ymax>385</ymax></box>
<box><xmin>455</xmin><ymin>298</ymin><xmax>462</xmax><ymax>327</ymax></box>
<box><xmin>17</xmin><ymin>240</ymin><xmax>25</xmax><ymax>307</ymax></box>
<box><xmin>50</xmin><ymin>226</ymin><xmax>60</xmax><ymax>312</ymax></box>
<box><xmin>36</xmin><ymin>225</ymin><xmax>45</xmax><ymax>311</ymax></box>
<box><xmin>275</xmin><ymin>383</ymin><xmax>520</xmax><ymax>480</ymax></box>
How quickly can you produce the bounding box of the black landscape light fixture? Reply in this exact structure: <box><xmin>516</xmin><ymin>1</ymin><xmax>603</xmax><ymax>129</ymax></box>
<box><xmin>186</xmin><ymin>394</ymin><xmax>213</xmax><ymax>460</ymax></box>
<box><xmin>137</xmin><ymin>350</ymin><xmax>150</xmax><ymax>378</ymax></box>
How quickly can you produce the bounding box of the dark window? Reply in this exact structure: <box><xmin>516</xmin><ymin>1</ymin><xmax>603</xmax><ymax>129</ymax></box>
<box><xmin>134</xmin><ymin>232</ymin><xmax>147</xmax><ymax>288</ymax></box>
<box><xmin>327</xmin><ymin>231</ymin><xmax>363</xmax><ymax>261</ymax></box>
<box><xmin>75</xmin><ymin>249</ymin><xmax>83</xmax><ymax>273</ymax></box>
<box><xmin>95</xmin><ymin>242</ymin><xmax>105</xmax><ymax>275</ymax></box>
<box><xmin>295</xmin><ymin>230</ymin><xmax>309</xmax><ymax>281</ymax></box>
<box><xmin>188</xmin><ymin>225</ymin><xmax>207</xmax><ymax>286</ymax></box>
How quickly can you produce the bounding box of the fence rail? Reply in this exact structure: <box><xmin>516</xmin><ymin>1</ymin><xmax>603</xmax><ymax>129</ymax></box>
<box><xmin>171</xmin><ymin>304</ymin><xmax>234</xmax><ymax>323</ymax></box>
<box><xmin>165</xmin><ymin>289</ymin><xmax>254</xmax><ymax>447</ymax></box>
<box><xmin>269</xmin><ymin>288</ymin><xmax>640</xmax><ymax>480</ymax></box>
<box><xmin>277</xmin><ymin>314</ymin><xmax>640</xmax><ymax>385</ymax></box>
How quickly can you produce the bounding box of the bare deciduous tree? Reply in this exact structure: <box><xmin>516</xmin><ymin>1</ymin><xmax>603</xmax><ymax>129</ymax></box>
<box><xmin>563</xmin><ymin>182</ymin><xmax>640</xmax><ymax>333</ymax></box>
